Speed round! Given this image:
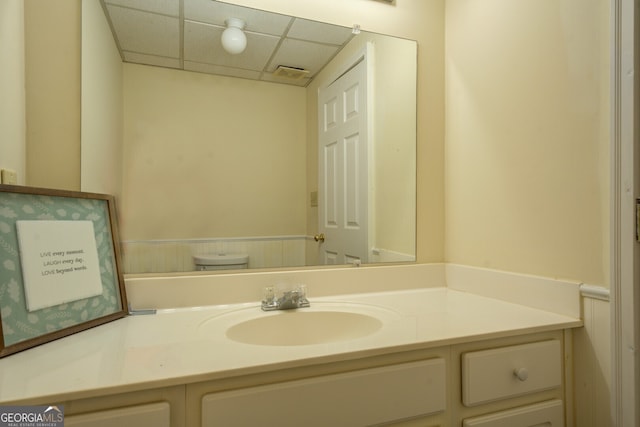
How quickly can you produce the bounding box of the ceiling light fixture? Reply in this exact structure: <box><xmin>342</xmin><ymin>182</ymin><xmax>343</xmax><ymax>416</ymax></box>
<box><xmin>221</xmin><ymin>18</ymin><xmax>247</xmax><ymax>55</ymax></box>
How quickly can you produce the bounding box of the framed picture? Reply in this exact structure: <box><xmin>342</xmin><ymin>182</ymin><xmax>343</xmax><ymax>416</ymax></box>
<box><xmin>0</xmin><ymin>185</ymin><xmax>128</xmax><ymax>357</ymax></box>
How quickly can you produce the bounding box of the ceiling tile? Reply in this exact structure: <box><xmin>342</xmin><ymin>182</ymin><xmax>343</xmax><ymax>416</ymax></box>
<box><xmin>107</xmin><ymin>5</ymin><xmax>180</xmax><ymax>58</ymax></box>
<box><xmin>184</xmin><ymin>61</ymin><xmax>262</xmax><ymax>80</ymax></box>
<box><xmin>100</xmin><ymin>0</ymin><xmax>355</xmax><ymax>86</ymax></box>
<box><xmin>105</xmin><ymin>0</ymin><xmax>179</xmax><ymax>17</ymax></box>
<box><xmin>288</xmin><ymin>18</ymin><xmax>354</xmax><ymax>46</ymax></box>
<box><xmin>123</xmin><ymin>52</ymin><xmax>182</xmax><ymax>69</ymax></box>
<box><xmin>184</xmin><ymin>20</ymin><xmax>280</xmax><ymax>71</ymax></box>
<box><xmin>185</xmin><ymin>0</ymin><xmax>292</xmax><ymax>36</ymax></box>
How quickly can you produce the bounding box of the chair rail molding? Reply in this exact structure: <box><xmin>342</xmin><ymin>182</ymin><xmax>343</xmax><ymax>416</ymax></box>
<box><xmin>580</xmin><ymin>284</ymin><xmax>610</xmax><ymax>302</ymax></box>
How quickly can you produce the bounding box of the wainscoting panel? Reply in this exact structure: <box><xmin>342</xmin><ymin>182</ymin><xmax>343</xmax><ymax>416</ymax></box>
<box><xmin>573</xmin><ymin>285</ymin><xmax>611</xmax><ymax>427</ymax></box>
<box><xmin>123</xmin><ymin>237</ymin><xmax>414</xmax><ymax>274</ymax></box>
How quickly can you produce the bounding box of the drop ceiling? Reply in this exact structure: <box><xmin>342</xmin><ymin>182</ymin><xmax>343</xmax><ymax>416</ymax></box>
<box><xmin>100</xmin><ymin>0</ymin><xmax>356</xmax><ymax>86</ymax></box>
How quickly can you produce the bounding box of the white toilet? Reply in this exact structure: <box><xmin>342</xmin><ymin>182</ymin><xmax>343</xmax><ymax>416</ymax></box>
<box><xmin>193</xmin><ymin>253</ymin><xmax>249</xmax><ymax>271</ymax></box>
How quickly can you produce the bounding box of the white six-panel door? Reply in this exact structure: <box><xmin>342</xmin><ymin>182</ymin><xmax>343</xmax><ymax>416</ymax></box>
<box><xmin>318</xmin><ymin>54</ymin><xmax>369</xmax><ymax>266</ymax></box>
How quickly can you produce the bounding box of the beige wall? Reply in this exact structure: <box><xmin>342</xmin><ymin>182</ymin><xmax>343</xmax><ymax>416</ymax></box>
<box><xmin>81</xmin><ymin>0</ymin><xmax>123</xmax><ymax>199</ymax></box>
<box><xmin>121</xmin><ymin>64</ymin><xmax>307</xmax><ymax>240</ymax></box>
<box><xmin>24</xmin><ymin>0</ymin><xmax>81</xmax><ymax>190</ymax></box>
<box><xmin>370</xmin><ymin>35</ymin><xmax>417</xmax><ymax>256</ymax></box>
<box><xmin>444</xmin><ymin>0</ymin><xmax>610</xmax><ymax>286</ymax></box>
<box><xmin>0</xmin><ymin>0</ymin><xmax>26</xmax><ymax>183</ymax></box>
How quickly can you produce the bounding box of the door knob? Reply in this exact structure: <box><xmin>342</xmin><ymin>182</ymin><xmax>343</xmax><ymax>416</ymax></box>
<box><xmin>314</xmin><ymin>233</ymin><xmax>325</xmax><ymax>243</ymax></box>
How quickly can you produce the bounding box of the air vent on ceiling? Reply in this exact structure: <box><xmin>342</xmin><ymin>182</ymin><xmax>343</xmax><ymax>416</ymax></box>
<box><xmin>273</xmin><ymin>65</ymin><xmax>310</xmax><ymax>80</ymax></box>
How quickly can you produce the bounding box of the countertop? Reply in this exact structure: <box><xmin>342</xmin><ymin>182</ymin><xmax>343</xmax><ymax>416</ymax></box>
<box><xmin>0</xmin><ymin>287</ymin><xmax>582</xmax><ymax>404</ymax></box>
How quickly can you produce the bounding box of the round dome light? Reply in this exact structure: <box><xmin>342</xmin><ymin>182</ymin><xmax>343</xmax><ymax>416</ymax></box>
<box><xmin>221</xmin><ymin>18</ymin><xmax>247</xmax><ymax>55</ymax></box>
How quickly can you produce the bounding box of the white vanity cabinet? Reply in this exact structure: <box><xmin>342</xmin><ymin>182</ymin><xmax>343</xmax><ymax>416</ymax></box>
<box><xmin>40</xmin><ymin>331</ymin><xmax>570</xmax><ymax>427</ymax></box>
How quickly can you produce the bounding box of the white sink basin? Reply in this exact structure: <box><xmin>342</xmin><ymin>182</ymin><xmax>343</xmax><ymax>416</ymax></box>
<box><xmin>198</xmin><ymin>302</ymin><xmax>400</xmax><ymax>347</ymax></box>
<box><xmin>226</xmin><ymin>311</ymin><xmax>382</xmax><ymax>346</ymax></box>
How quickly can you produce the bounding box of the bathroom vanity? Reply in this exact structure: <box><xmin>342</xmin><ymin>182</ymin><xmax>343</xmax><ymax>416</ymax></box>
<box><xmin>0</xmin><ymin>265</ymin><xmax>582</xmax><ymax>427</ymax></box>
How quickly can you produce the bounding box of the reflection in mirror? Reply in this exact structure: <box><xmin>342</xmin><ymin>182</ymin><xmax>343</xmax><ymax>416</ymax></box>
<box><xmin>83</xmin><ymin>0</ymin><xmax>416</xmax><ymax>274</ymax></box>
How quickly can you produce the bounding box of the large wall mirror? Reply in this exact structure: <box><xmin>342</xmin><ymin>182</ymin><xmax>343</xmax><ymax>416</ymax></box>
<box><xmin>83</xmin><ymin>0</ymin><xmax>417</xmax><ymax>274</ymax></box>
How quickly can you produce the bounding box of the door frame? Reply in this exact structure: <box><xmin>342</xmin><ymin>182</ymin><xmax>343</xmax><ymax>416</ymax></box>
<box><xmin>610</xmin><ymin>0</ymin><xmax>638</xmax><ymax>424</ymax></box>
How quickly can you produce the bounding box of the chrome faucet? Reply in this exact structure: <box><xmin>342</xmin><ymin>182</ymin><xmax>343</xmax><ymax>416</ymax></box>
<box><xmin>262</xmin><ymin>285</ymin><xmax>310</xmax><ymax>311</ymax></box>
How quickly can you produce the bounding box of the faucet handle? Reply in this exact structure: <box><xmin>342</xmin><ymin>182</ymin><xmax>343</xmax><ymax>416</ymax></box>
<box><xmin>262</xmin><ymin>286</ymin><xmax>276</xmax><ymax>304</ymax></box>
<box><xmin>296</xmin><ymin>284</ymin><xmax>308</xmax><ymax>299</ymax></box>
<box><xmin>261</xmin><ymin>284</ymin><xmax>310</xmax><ymax>311</ymax></box>
<box><xmin>295</xmin><ymin>284</ymin><xmax>310</xmax><ymax>308</ymax></box>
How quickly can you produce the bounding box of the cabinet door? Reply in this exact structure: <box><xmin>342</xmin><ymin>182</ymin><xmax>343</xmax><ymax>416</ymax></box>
<box><xmin>462</xmin><ymin>399</ymin><xmax>564</xmax><ymax>427</ymax></box>
<box><xmin>65</xmin><ymin>402</ymin><xmax>170</xmax><ymax>427</ymax></box>
<box><xmin>202</xmin><ymin>359</ymin><xmax>446</xmax><ymax>427</ymax></box>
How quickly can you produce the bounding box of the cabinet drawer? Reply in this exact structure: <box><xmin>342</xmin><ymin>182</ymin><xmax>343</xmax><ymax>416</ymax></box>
<box><xmin>462</xmin><ymin>340</ymin><xmax>561</xmax><ymax>406</ymax></box>
<box><xmin>65</xmin><ymin>402</ymin><xmax>170</xmax><ymax>427</ymax></box>
<box><xmin>462</xmin><ymin>399</ymin><xmax>564</xmax><ymax>427</ymax></box>
<box><xmin>202</xmin><ymin>359</ymin><xmax>446</xmax><ymax>427</ymax></box>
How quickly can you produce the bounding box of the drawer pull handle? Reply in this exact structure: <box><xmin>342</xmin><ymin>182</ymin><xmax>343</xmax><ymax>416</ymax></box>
<box><xmin>513</xmin><ymin>367</ymin><xmax>529</xmax><ymax>382</ymax></box>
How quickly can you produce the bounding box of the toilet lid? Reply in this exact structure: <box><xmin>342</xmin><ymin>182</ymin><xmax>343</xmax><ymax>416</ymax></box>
<box><xmin>193</xmin><ymin>253</ymin><xmax>249</xmax><ymax>265</ymax></box>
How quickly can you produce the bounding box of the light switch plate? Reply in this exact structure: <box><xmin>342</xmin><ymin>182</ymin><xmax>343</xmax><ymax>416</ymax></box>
<box><xmin>1</xmin><ymin>169</ymin><xmax>18</xmax><ymax>185</ymax></box>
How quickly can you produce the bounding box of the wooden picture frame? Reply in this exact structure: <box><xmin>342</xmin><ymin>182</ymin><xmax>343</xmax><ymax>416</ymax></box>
<box><xmin>0</xmin><ymin>185</ymin><xmax>128</xmax><ymax>357</ymax></box>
